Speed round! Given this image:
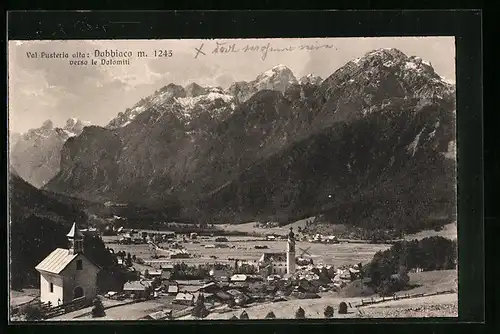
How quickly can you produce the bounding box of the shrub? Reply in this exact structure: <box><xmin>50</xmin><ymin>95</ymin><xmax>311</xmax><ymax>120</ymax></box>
<box><xmin>338</xmin><ymin>302</ymin><xmax>348</xmax><ymax>314</ymax></box>
<box><xmin>398</xmin><ymin>266</ymin><xmax>410</xmax><ymax>285</ymax></box>
<box><xmin>295</xmin><ymin>307</ymin><xmax>306</xmax><ymax>319</ymax></box>
<box><xmin>20</xmin><ymin>304</ymin><xmax>43</xmax><ymax>321</ymax></box>
<box><xmin>91</xmin><ymin>297</ymin><xmax>105</xmax><ymax>318</ymax></box>
<box><xmin>239</xmin><ymin>310</ymin><xmax>249</xmax><ymax>319</ymax></box>
<box><xmin>265</xmin><ymin>311</ymin><xmax>276</xmax><ymax>319</ymax></box>
<box><xmin>324</xmin><ymin>305</ymin><xmax>334</xmax><ymax>318</ymax></box>
<box><xmin>230</xmin><ymin>315</ymin><xmax>238</xmax><ymax>320</ymax></box>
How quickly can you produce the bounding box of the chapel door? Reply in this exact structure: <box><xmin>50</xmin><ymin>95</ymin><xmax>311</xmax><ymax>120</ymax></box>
<box><xmin>73</xmin><ymin>286</ymin><xmax>84</xmax><ymax>299</ymax></box>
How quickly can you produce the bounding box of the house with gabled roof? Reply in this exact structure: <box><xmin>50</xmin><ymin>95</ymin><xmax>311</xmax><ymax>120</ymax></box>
<box><xmin>259</xmin><ymin>252</ymin><xmax>287</xmax><ymax>276</ymax></box>
<box><xmin>35</xmin><ymin>223</ymin><xmax>101</xmax><ymax>306</ymax></box>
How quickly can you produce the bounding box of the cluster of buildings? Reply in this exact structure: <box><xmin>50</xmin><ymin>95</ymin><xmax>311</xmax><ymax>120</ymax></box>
<box><xmin>118</xmin><ymin>230</ymin><xmax>176</xmax><ymax>245</ymax></box>
<box><xmin>35</xmin><ymin>223</ymin><xmax>361</xmax><ymax>315</ymax></box>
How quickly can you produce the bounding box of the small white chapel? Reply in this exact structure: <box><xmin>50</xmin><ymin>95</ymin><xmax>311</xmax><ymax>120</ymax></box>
<box><xmin>35</xmin><ymin>223</ymin><xmax>101</xmax><ymax>306</ymax></box>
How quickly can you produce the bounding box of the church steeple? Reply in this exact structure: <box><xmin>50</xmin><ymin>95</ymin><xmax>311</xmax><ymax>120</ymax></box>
<box><xmin>67</xmin><ymin>223</ymin><xmax>84</xmax><ymax>255</ymax></box>
<box><xmin>287</xmin><ymin>227</ymin><xmax>296</xmax><ymax>274</ymax></box>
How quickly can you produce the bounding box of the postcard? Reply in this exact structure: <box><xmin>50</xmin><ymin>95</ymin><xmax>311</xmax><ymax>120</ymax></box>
<box><xmin>8</xmin><ymin>37</ymin><xmax>458</xmax><ymax>321</ymax></box>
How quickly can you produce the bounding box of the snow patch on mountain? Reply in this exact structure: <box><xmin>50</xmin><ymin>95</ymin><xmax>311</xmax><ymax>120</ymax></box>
<box><xmin>404</xmin><ymin>61</ymin><xmax>419</xmax><ymax>70</ymax></box>
<box><xmin>440</xmin><ymin>76</ymin><xmax>456</xmax><ymax>85</ymax></box>
<box><xmin>428</xmin><ymin>120</ymin><xmax>440</xmax><ymax>140</ymax></box>
<box><xmin>63</xmin><ymin>129</ymin><xmax>77</xmax><ymax>138</ymax></box>
<box><xmin>407</xmin><ymin>128</ymin><xmax>425</xmax><ymax>157</ymax></box>
<box><xmin>176</xmin><ymin>92</ymin><xmax>234</xmax><ymax>109</ymax></box>
<box><xmin>299</xmin><ymin>74</ymin><xmax>323</xmax><ymax>85</ymax></box>
<box><xmin>351</xmin><ymin>57</ymin><xmax>361</xmax><ymax>64</ymax></box>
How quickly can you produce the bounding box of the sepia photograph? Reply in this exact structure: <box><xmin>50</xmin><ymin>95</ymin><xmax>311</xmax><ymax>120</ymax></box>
<box><xmin>8</xmin><ymin>37</ymin><xmax>458</xmax><ymax>321</ymax></box>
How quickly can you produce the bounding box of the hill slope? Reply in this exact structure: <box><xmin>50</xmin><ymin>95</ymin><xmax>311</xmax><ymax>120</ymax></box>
<box><xmin>9</xmin><ymin>172</ymin><xmax>87</xmax><ymax>289</ymax></box>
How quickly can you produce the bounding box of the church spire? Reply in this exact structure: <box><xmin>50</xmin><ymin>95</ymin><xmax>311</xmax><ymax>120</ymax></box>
<box><xmin>67</xmin><ymin>222</ymin><xmax>84</xmax><ymax>255</ymax></box>
<box><xmin>287</xmin><ymin>227</ymin><xmax>296</xmax><ymax>274</ymax></box>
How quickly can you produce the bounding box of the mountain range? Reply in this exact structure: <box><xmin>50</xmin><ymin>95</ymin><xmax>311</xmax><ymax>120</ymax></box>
<box><xmin>13</xmin><ymin>48</ymin><xmax>456</xmax><ymax>232</ymax></box>
<box><xmin>10</xmin><ymin>118</ymin><xmax>91</xmax><ymax>187</ymax></box>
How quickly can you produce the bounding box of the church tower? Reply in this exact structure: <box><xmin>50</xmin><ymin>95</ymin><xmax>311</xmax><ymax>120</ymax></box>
<box><xmin>67</xmin><ymin>222</ymin><xmax>84</xmax><ymax>255</ymax></box>
<box><xmin>287</xmin><ymin>227</ymin><xmax>296</xmax><ymax>274</ymax></box>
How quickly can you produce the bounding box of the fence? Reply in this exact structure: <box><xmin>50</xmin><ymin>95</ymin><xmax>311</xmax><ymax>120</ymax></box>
<box><xmin>172</xmin><ymin>307</ymin><xmax>194</xmax><ymax>319</ymax></box>
<box><xmin>40</xmin><ymin>296</ymin><xmax>90</xmax><ymax>319</ymax></box>
<box><xmin>358</xmin><ymin>289</ymin><xmax>456</xmax><ymax>307</ymax></box>
<box><xmin>10</xmin><ymin>296</ymin><xmax>41</xmax><ymax>316</ymax></box>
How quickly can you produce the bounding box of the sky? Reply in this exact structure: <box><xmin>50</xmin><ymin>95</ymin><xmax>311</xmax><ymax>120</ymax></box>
<box><xmin>8</xmin><ymin>37</ymin><xmax>455</xmax><ymax>133</ymax></box>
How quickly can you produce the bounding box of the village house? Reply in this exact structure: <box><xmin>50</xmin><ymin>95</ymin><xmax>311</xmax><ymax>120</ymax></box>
<box><xmin>199</xmin><ymin>282</ymin><xmax>219</xmax><ymax>293</ymax></box>
<box><xmin>259</xmin><ymin>252</ymin><xmax>287</xmax><ymax>276</ymax></box>
<box><xmin>160</xmin><ymin>263</ymin><xmax>174</xmax><ymax>271</ymax></box>
<box><xmin>230</xmin><ymin>274</ymin><xmax>248</xmax><ymax>282</ymax></box>
<box><xmin>214</xmin><ymin>291</ymin><xmax>232</xmax><ymax>303</ymax></box>
<box><xmin>173</xmin><ymin>292</ymin><xmax>195</xmax><ymax>305</ymax></box>
<box><xmin>143</xmin><ymin>269</ymin><xmax>162</xmax><ymax>279</ymax></box>
<box><xmin>167</xmin><ymin>284</ymin><xmax>179</xmax><ymax>295</ymax></box>
<box><xmin>123</xmin><ymin>280</ymin><xmax>152</xmax><ymax>299</ymax></box>
<box><xmin>145</xmin><ymin>309</ymin><xmax>172</xmax><ymax>320</ymax></box>
<box><xmin>35</xmin><ymin>223</ymin><xmax>101</xmax><ymax>306</ymax></box>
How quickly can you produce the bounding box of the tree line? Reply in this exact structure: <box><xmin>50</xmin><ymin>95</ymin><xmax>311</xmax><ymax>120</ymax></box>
<box><xmin>363</xmin><ymin>236</ymin><xmax>457</xmax><ymax>295</ymax></box>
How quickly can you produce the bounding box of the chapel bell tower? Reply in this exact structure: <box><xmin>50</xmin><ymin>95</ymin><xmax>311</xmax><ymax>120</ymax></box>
<box><xmin>67</xmin><ymin>222</ymin><xmax>84</xmax><ymax>255</ymax></box>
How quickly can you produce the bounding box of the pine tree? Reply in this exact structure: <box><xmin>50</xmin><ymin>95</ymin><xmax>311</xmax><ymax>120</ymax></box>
<box><xmin>192</xmin><ymin>294</ymin><xmax>209</xmax><ymax>318</ymax></box>
<box><xmin>324</xmin><ymin>306</ymin><xmax>334</xmax><ymax>318</ymax></box>
<box><xmin>338</xmin><ymin>302</ymin><xmax>348</xmax><ymax>314</ymax></box>
<box><xmin>295</xmin><ymin>307</ymin><xmax>306</xmax><ymax>319</ymax></box>
<box><xmin>239</xmin><ymin>310</ymin><xmax>249</xmax><ymax>319</ymax></box>
<box><xmin>265</xmin><ymin>311</ymin><xmax>276</xmax><ymax>319</ymax></box>
<box><xmin>91</xmin><ymin>297</ymin><xmax>105</xmax><ymax>318</ymax></box>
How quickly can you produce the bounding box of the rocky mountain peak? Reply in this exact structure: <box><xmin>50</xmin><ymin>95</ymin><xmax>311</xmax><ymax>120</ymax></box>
<box><xmin>158</xmin><ymin>83</ymin><xmax>186</xmax><ymax>99</ymax></box>
<box><xmin>254</xmin><ymin>64</ymin><xmax>298</xmax><ymax>92</ymax></box>
<box><xmin>41</xmin><ymin>119</ymin><xmax>54</xmax><ymax>130</ymax></box>
<box><xmin>10</xmin><ymin>118</ymin><xmax>92</xmax><ymax>188</ymax></box>
<box><xmin>185</xmin><ymin>82</ymin><xmax>207</xmax><ymax>97</ymax></box>
<box><xmin>299</xmin><ymin>74</ymin><xmax>323</xmax><ymax>85</ymax></box>
<box><xmin>63</xmin><ymin>118</ymin><xmax>91</xmax><ymax>135</ymax></box>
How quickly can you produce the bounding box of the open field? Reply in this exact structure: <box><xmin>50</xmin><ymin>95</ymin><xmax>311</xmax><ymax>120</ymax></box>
<box><xmin>359</xmin><ymin>293</ymin><xmax>457</xmax><ymax>318</ymax></box>
<box><xmin>103</xmin><ymin>235</ymin><xmax>391</xmax><ymax>268</ymax></box>
<box><xmin>10</xmin><ymin>289</ymin><xmax>39</xmax><ymax>307</ymax></box>
<box><xmin>405</xmin><ymin>269</ymin><xmax>457</xmax><ymax>294</ymax></box>
<box><xmin>220</xmin><ymin>220</ymin><xmax>457</xmax><ymax>242</ymax></box>
<box><xmin>185</xmin><ymin>291</ymin><xmax>457</xmax><ymax>319</ymax></box>
<box><xmin>404</xmin><ymin>223</ymin><xmax>457</xmax><ymax>241</ymax></box>
<box><xmin>218</xmin><ymin>218</ymin><xmax>313</xmax><ymax>235</ymax></box>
